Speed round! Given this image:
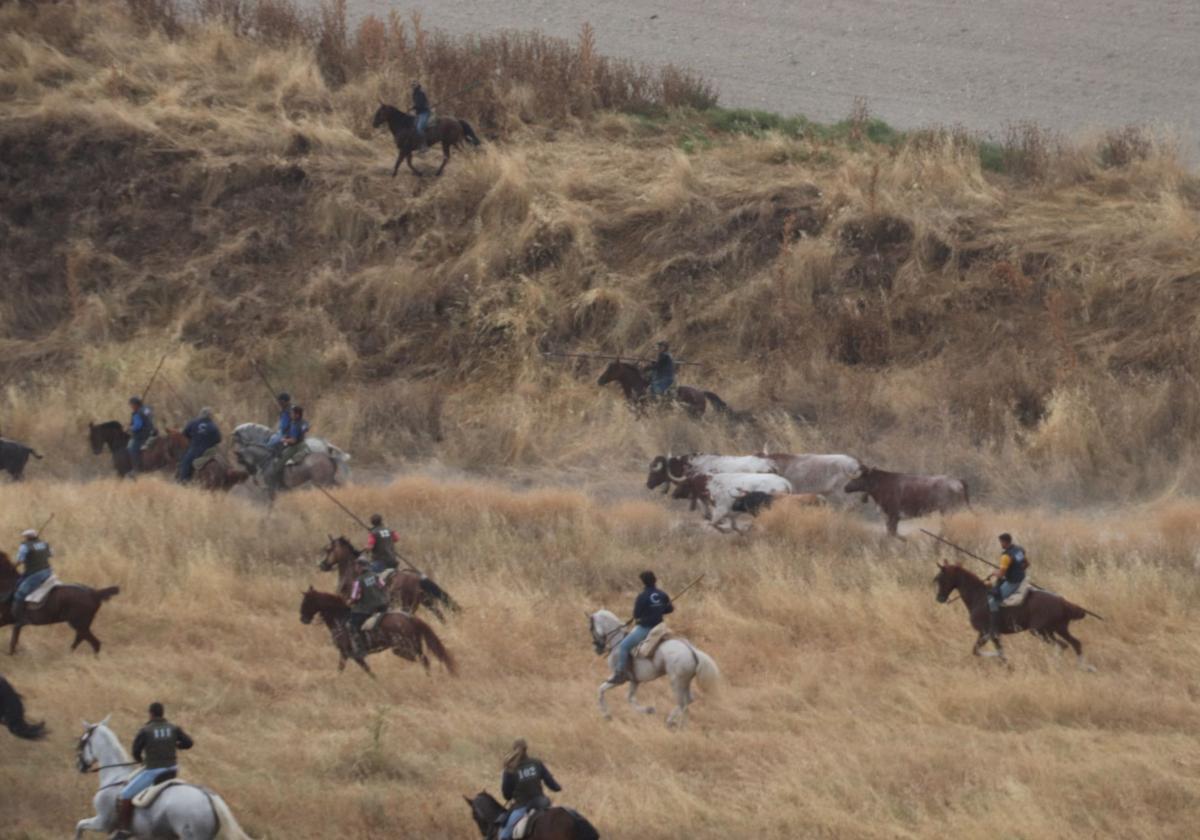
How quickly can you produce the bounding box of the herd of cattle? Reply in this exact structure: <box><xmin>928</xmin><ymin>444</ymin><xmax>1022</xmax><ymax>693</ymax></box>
<box><xmin>646</xmin><ymin>452</ymin><xmax>970</xmax><ymax>534</ymax></box>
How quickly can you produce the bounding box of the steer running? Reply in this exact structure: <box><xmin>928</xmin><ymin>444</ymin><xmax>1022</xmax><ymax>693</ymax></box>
<box><xmin>671</xmin><ymin>472</ymin><xmax>794</xmax><ymax>532</ymax></box>
<box><xmin>844</xmin><ymin>465</ymin><xmax>970</xmax><ymax>536</ymax></box>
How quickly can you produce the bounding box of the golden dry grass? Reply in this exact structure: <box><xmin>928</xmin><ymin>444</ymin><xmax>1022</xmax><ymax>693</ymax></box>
<box><xmin>1</xmin><ymin>478</ymin><xmax>1199</xmax><ymax>838</ymax></box>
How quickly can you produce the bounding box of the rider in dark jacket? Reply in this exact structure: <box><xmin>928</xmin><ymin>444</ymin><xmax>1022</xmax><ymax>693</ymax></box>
<box><xmin>610</xmin><ymin>570</ymin><xmax>673</xmax><ymax>684</ymax></box>
<box><xmin>644</xmin><ymin>341</ymin><xmax>676</xmax><ymax>397</ymax></box>
<box><xmin>412</xmin><ymin>81</ymin><xmax>431</xmax><ymax>142</ymax></box>
<box><xmin>177</xmin><ymin>408</ymin><xmax>221</xmax><ymax>484</ymax></box>
<box><xmin>127</xmin><ymin>396</ymin><xmax>156</xmax><ymax>473</ymax></box>
<box><xmin>499</xmin><ymin>739</ymin><xmax>561</xmax><ymax>840</ymax></box>
<box><xmin>111</xmin><ymin>702</ymin><xmax>194</xmax><ymax>839</ymax></box>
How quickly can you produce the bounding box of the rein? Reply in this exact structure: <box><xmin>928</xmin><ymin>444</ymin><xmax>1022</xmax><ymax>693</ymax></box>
<box><xmin>87</xmin><ymin>760</ymin><xmax>141</xmax><ymax>773</ymax></box>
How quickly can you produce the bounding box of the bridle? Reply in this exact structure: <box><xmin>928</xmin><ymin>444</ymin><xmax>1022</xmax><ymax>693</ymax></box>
<box><xmin>588</xmin><ymin>614</ymin><xmax>625</xmax><ymax>655</ymax></box>
<box><xmin>77</xmin><ymin>726</ymin><xmax>141</xmax><ymax>776</ymax></box>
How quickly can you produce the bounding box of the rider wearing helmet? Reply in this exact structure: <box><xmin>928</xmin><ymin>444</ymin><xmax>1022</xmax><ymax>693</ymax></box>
<box><xmin>499</xmin><ymin>738</ymin><xmax>562</xmax><ymax>840</ymax></box>
<box><xmin>10</xmin><ymin>529</ymin><xmax>52</xmax><ymax>628</ymax></box>
<box><xmin>366</xmin><ymin>514</ymin><xmax>400</xmax><ymax>573</ymax></box>
<box><xmin>347</xmin><ymin>555</ymin><xmax>388</xmax><ymax>658</ymax></box>
<box><xmin>110</xmin><ymin>702</ymin><xmax>194</xmax><ymax>840</ymax></box>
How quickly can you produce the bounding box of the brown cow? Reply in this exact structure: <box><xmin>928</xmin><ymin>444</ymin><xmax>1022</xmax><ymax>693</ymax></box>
<box><xmin>843</xmin><ymin>466</ymin><xmax>970</xmax><ymax>536</ymax></box>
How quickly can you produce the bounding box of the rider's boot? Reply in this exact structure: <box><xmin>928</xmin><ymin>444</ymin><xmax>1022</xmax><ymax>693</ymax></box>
<box><xmin>350</xmin><ymin>629</ymin><xmax>366</xmax><ymax>659</ymax></box>
<box><xmin>109</xmin><ymin>798</ymin><xmax>135</xmax><ymax>839</ymax></box>
<box><xmin>10</xmin><ymin>598</ymin><xmax>25</xmax><ymax>629</ymax></box>
<box><xmin>988</xmin><ymin>608</ymin><xmax>1001</xmax><ymax>641</ymax></box>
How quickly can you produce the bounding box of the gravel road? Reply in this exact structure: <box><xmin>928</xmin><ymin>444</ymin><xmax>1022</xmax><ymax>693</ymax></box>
<box><xmin>337</xmin><ymin>1</ymin><xmax>1200</xmax><ymax>160</ymax></box>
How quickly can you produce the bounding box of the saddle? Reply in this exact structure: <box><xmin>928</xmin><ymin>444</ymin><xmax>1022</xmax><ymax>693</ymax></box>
<box><xmin>192</xmin><ymin>445</ymin><xmax>224</xmax><ymax>472</ymax></box>
<box><xmin>362</xmin><ymin>611</ymin><xmax>390</xmax><ymax>632</ymax></box>
<box><xmin>1002</xmin><ymin>578</ymin><xmax>1032</xmax><ymax>608</ymax></box>
<box><xmin>511</xmin><ymin>810</ymin><xmax>540</xmax><ymax>840</ymax></box>
<box><xmin>25</xmin><ymin>574</ymin><xmax>61</xmax><ymax>605</ymax></box>
<box><xmin>634</xmin><ymin>623</ymin><xmax>674</xmax><ymax>659</ymax></box>
<box><xmin>130</xmin><ymin>774</ymin><xmax>183</xmax><ymax>808</ymax></box>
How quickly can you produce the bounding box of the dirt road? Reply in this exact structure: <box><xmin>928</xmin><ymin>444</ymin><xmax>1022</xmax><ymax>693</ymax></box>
<box><xmin>341</xmin><ymin>0</ymin><xmax>1199</xmax><ymax>159</ymax></box>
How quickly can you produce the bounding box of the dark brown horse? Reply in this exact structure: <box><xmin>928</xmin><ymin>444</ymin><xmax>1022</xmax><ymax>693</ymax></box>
<box><xmin>298</xmin><ymin>588</ymin><xmax>456</xmax><ymax>677</ymax></box>
<box><xmin>933</xmin><ymin>563</ymin><xmax>1097</xmax><ymax>669</ymax></box>
<box><xmin>1</xmin><ymin>675</ymin><xmax>46</xmax><ymax>740</ymax></box>
<box><xmin>372</xmin><ymin>102</ymin><xmax>481</xmax><ymax>177</ymax></box>
<box><xmin>194</xmin><ymin>454</ymin><xmax>251</xmax><ymax>492</ymax></box>
<box><xmin>465</xmin><ymin>792</ymin><xmax>599</xmax><ymax>840</ymax></box>
<box><xmin>87</xmin><ymin>421</ymin><xmax>187</xmax><ymax>478</ymax></box>
<box><xmin>319</xmin><ymin>536</ymin><xmax>459</xmax><ymax>622</ymax></box>
<box><xmin>597</xmin><ymin>360</ymin><xmax>730</xmax><ymax>419</ymax></box>
<box><xmin>0</xmin><ymin>553</ymin><xmax>119</xmax><ymax>655</ymax></box>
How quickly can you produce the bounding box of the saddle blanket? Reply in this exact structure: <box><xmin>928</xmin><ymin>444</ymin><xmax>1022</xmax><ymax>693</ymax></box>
<box><xmin>635</xmin><ymin>623</ymin><xmax>674</xmax><ymax>659</ymax></box>
<box><xmin>1002</xmin><ymin>578</ymin><xmax>1032</xmax><ymax>607</ymax></box>
<box><xmin>192</xmin><ymin>445</ymin><xmax>224</xmax><ymax>471</ymax></box>
<box><xmin>363</xmin><ymin>611</ymin><xmax>393</xmax><ymax>632</ymax></box>
<box><xmin>26</xmin><ymin>574</ymin><xmax>61</xmax><ymax>605</ymax></box>
<box><xmin>132</xmin><ymin>778</ymin><xmax>186</xmax><ymax>809</ymax></box>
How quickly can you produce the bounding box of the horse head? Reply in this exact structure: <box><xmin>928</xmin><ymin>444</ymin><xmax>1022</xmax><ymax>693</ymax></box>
<box><xmin>318</xmin><ymin>536</ymin><xmax>337</xmax><ymax>572</ymax></box>
<box><xmin>596</xmin><ymin>361</ymin><xmax>619</xmax><ymax>386</ymax></box>
<box><xmin>933</xmin><ymin>563</ymin><xmax>959</xmax><ymax>603</ymax></box>
<box><xmin>299</xmin><ymin>587</ymin><xmax>319</xmax><ymax>625</ymax></box>
<box><xmin>76</xmin><ymin>715</ymin><xmax>112</xmax><ymax>773</ymax></box>
<box><xmin>466</xmin><ymin>792</ymin><xmax>504</xmax><ymax>836</ymax></box>
<box><xmin>371</xmin><ymin>102</ymin><xmax>390</xmax><ymax>129</ymax></box>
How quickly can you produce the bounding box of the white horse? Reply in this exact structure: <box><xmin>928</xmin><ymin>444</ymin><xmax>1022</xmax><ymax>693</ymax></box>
<box><xmin>587</xmin><ymin>610</ymin><xmax>720</xmax><ymax>728</ymax></box>
<box><xmin>74</xmin><ymin>718</ymin><xmax>252</xmax><ymax>840</ymax></box>
<box><xmin>231</xmin><ymin>423</ymin><xmax>351</xmax><ymax>489</ymax></box>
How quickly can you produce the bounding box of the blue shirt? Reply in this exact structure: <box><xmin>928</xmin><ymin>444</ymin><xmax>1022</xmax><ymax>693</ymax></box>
<box><xmin>285</xmin><ymin>419</ymin><xmax>309</xmax><ymax>442</ymax></box>
<box><xmin>183</xmin><ymin>417</ymin><xmax>222</xmax><ymax>449</ymax></box>
<box><xmin>130</xmin><ymin>406</ymin><xmax>155</xmax><ymax>436</ymax></box>
<box><xmin>278</xmin><ymin>408</ymin><xmax>291</xmax><ymax>435</ymax></box>
<box><xmin>16</xmin><ymin>541</ymin><xmax>52</xmax><ymax>565</ymax></box>
<box><xmin>633</xmin><ymin>586</ymin><xmax>674</xmax><ymax>628</ymax></box>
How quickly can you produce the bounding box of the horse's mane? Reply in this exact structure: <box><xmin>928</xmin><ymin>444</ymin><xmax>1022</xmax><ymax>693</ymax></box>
<box><xmin>944</xmin><ymin>564</ymin><xmax>984</xmax><ymax>585</ymax></box>
<box><xmin>304</xmin><ymin>589</ymin><xmax>349</xmax><ymax>614</ymax></box>
<box><xmin>336</xmin><ymin>536</ymin><xmax>360</xmax><ymax>555</ymax></box>
<box><xmin>475</xmin><ymin>791</ymin><xmax>504</xmax><ymax>810</ymax></box>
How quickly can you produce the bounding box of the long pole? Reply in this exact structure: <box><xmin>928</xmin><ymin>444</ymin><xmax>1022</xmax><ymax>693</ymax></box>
<box><xmin>623</xmin><ymin>573</ymin><xmax>705</xmax><ymax>627</ymax></box>
<box><xmin>159</xmin><ymin>377</ymin><xmax>196</xmax><ymax>419</ymax></box>
<box><xmin>34</xmin><ymin>513</ymin><xmax>54</xmax><ymax>538</ymax></box>
<box><xmin>434</xmin><ymin>80</ymin><xmax>481</xmax><ymax>109</ymax></box>
<box><xmin>139</xmin><ymin>352</ymin><xmax>169</xmax><ymax>403</ymax></box>
<box><xmin>251</xmin><ymin>361</ymin><xmax>281</xmax><ymax>404</ymax></box>
<box><xmin>313</xmin><ymin>485</ymin><xmax>422</xmax><ymax>575</ymax></box>
<box><xmin>921</xmin><ymin>529</ymin><xmax>1104</xmax><ymax>621</ymax></box>
<box><xmin>541</xmin><ymin>351</ymin><xmax>704</xmax><ymax>367</ymax></box>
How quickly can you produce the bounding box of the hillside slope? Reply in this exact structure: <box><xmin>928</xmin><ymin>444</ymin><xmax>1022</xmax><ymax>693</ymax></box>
<box><xmin>3</xmin><ymin>1</ymin><xmax>1200</xmax><ymax>503</ymax></box>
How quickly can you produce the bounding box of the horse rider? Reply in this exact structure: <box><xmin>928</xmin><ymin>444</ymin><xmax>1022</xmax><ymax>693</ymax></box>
<box><xmin>609</xmin><ymin>570</ymin><xmax>673</xmax><ymax>685</ymax></box>
<box><xmin>986</xmin><ymin>533</ymin><xmax>1029</xmax><ymax>638</ymax></box>
<box><xmin>266</xmin><ymin>405</ymin><xmax>309</xmax><ymax>490</ymax></box>
<box><xmin>177</xmin><ymin>407</ymin><xmax>221</xmax><ymax>484</ymax></box>
<box><xmin>498</xmin><ymin>738</ymin><xmax>562</xmax><ymax>840</ymax></box>
<box><xmin>110</xmin><ymin>702</ymin><xmax>194</xmax><ymax>840</ymax></box>
<box><xmin>643</xmin><ymin>341</ymin><xmax>677</xmax><ymax>398</ymax></box>
<box><xmin>9</xmin><ymin>529</ymin><xmax>53</xmax><ymax>629</ymax></box>
<box><xmin>366</xmin><ymin>513</ymin><xmax>400</xmax><ymax>574</ymax></box>
<box><xmin>267</xmin><ymin>392</ymin><xmax>291</xmax><ymax>448</ymax></box>
<box><xmin>126</xmin><ymin>396</ymin><xmax>156</xmax><ymax>473</ymax></box>
<box><xmin>412</xmin><ymin>81</ymin><xmax>431</xmax><ymax>145</ymax></box>
<box><xmin>347</xmin><ymin>555</ymin><xmax>388</xmax><ymax>658</ymax></box>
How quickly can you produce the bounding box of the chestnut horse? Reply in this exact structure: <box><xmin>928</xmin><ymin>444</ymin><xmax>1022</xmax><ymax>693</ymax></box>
<box><xmin>319</xmin><ymin>536</ymin><xmax>459</xmax><ymax>622</ymax></box>
<box><xmin>933</xmin><ymin>563</ymin><xmax>1098</xmax><ymax>670</ymax></box>
<box><xmin>87</xmin><ymin>420</ymin><xmax>187</xmax><ymax>478</ymax></box>
<box><xmin>194</xmin><ymin>453</ymin><xmax>251</xmax><ymax>492</ymax></box>
<box><xmin>372</xmin><ymin>103</ymin><xmax>481</xmax><ymax>177</ymax></box>
<box><xmin>597</xmin><ymin>361</ymin><xmax>730</xmax><ymax>419</ymax></box>
<box><xmin>465</xmin><ymin>791</ymin><xmax>600</xmax><ymax>840</ymax></box>
<box><xmin>298</xmin><ymin>588</ymin><xmax>456</xmax><ymax>677</ymax></box>
<box><xmin>1</xmin><ymin>675</ymin><xmax>46</xmax><ymax>740</ymax></box>
<box><xmin>0</xmin><ymin>553</ymin><xmax>119</xmax><ymax>655</ymax></box>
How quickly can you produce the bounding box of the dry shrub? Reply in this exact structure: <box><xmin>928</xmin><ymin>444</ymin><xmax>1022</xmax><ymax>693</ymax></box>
<box><xmin>1098</xmin><ymin>124</ymin><xmax>1154</xmax><ymax>168</ymax></box>
<box><xmin>1001</xmin><ymin>121</ymin><xmax>1059</xmax><ymax>182</ymax></box>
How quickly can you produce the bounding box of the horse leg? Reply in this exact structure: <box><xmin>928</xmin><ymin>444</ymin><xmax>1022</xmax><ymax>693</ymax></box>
<box><xmin>435</xmin><ymin>143</ymin><xmax>450</xmax><ymax>176</ymax></box>
<box><xmin>886</xmin><ymin>514</ymin><xmax>901</xmax><ymax>538</ymax></box>
<box><xmin>392</xmin><ymin>150</ymin><xmax>403</xmax><ymax>177</ymax></box>
<box><xmin>1057</xmin><ymin>623</ymin><xmax>1094</xmax><ymax>671</ymax></box>
<box><xmin>75</xmin><ymin>813</ymin><xmax>109</xmax><ymax>839</ymax></box>
<box><xmin>666</xmin><ymin>673</ymin><xmax>690</xmax><ymax>729</ymax></box>
<box><xmin>406</xmin><ymin>150</ymin><xmax>422</xmax><ymax>177</ymax></box>
<box><xmin>627</xmin><ymin>681</ymin><xmax>655</xmax><ymax>716</ymax></box>
<box><xmin>354</xmin><ymin>656</ymin><xmax>376</xmax><ymax>678</ymax></box>
<box><xmin>9</xmin><ymin>624</ymin><xmax>23</xmax><ymax>655</ymax></box>
<box><xmin>597</xmin><ymin>680</ymin><xmax>616</xmax><ymax>720</ymax></box>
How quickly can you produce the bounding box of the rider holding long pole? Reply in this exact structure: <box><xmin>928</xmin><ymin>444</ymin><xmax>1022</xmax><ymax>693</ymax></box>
<box><xmin>609</xmin><ymin>570</ymin><xmax>673</xmax><ymax>686</ymax></box>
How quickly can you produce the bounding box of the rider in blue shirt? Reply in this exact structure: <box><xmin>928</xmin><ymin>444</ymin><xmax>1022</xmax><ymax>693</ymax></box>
<box><xmin>267</xmin><ymin>406</ymin><xmax>309</xmax><ymax>489</ymax></box>
<box><xmin>126</xmin><ymin>396</ymin><xmax>155</xmax><ymax>473</ymax></box>
<box><xmin>610</xmin><ymin>570</ymin><xmax>673</xmax><ymax>684</ymax></box>
<box><xmin>10</xmin><ymin>529</ymin><xmax>52</xmax><ymax>628</ymax></box>
<box><xmin>267</xmin><ymin>393</ymin><xmax>291</xmax><ymax>447</ymax></box>
<box><xmin>177</xmin><ymin>408</ymin><xmax>222</xmax><ymax>484</ymax></box>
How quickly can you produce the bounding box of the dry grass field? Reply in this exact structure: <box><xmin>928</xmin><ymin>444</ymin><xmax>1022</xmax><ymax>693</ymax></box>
<box><xmin>3</xmin><ymin>3</ymin><xmax>1200</xmax><ymax>837</ymax></box>
<box><xmin>1</xmin><ymin>478</ymin><xmax>1198</xmax><ymax>838</ymax></box>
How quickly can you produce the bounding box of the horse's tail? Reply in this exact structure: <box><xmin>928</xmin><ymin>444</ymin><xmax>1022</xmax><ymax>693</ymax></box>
<box><xmin>209</xmin><ymin>791</ymin><xmax>255</xmax><ymax>840</ymax></box>
<box><xmin>95</xmin><ymin>586</ymin><xmax>121</xmax><ymax>603</ymax></box>
<box><xmin>1063</xmin><ymin>599</ymin><xmax>1102</xmax><ymax>622</ymax></box>
<box><xmin>419</xmin><ymin>576</ymin><xmax>461</xmax><ymax>614</ymax></box>
<box><xmin>704</xmin><ymin>391</ymin><xmax>731</xmax><ymax>414</ymax></box>
<box><xmin>29</xmin><ymin>449</ymin><xmax>43</xmax><ymax>460</ymax></box>
<box><xmin>0</xmin><ymin>677</ymin><xmax>47</xmax><ymax>741</ymax></box>
<box><xmin>459</xmin><ymin>119</ymin><xmax>481</xmax><ymax>146</ymax></box>
<box><xmin>414</xmin><ymin>616</ymin><xmax>457</xmax><ymax>675</ymax></box>
<box><xmin>692</xmin><ymin>647</ymin><xmax>721</xmax><ymax>695</ymax></box>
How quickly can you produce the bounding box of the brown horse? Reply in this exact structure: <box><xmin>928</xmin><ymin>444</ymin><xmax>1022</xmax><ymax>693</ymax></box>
<box><xmin>319</xmin><ymin>536</ymin><xmax>459</xmax><ymax>622</ymax></box>
<box><xmin>465</xmin><ymin>791</ymin><xmax>600</xmax><ymax>840</ymax></box>
<box><xmin>372</xmin><ymin>102</ymin><xmax>481</xmax><ymax>177</ymax></box>
<box><xmin>597</xmin><ymin>360</ymin><xmax>730</xmax><ymax>419</ymax></box>
<box><xmin>1</xmin><ymin>675</ymin><xmax>46</xmax><ymax>740</ymax></box>
<box><xmin>87</xmin><ymin>421</ymin><xmax>188</xmax><ymax>478</ymax></box>
<box><xmin>933</xmin><ymin>563</ymin><xmax>1097</xmax><ymax>669</ymax></box>
<box><xmin>194</xmin><ymin>454</ymin><xmax>250</xmax><ymax>492</ymax></box>
<box><xmin>298</xmin><ymin>588</ymin><xmax>456</xmax><ymax>677</ymax></box>
<box><xmin>0</xmin><ymin>553</ymin><xmax>119</xmax><ymax>655</ymax></box>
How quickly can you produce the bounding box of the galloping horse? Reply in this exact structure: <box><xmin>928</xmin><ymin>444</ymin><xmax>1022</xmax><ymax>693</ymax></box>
<box><xmin>372</xmin><ymin>102</ymin><xmax>481</xmax><ymax>177</ymax></box>
<box><xmin>597</xmin><ymin>361</ymin><xmax>730</xmax><ymax>418</ymax></box>
<box><xmin>87</xmin><ymin>421</ymin><xmax>187</xmax><ymax>478</ymax></box>
<box><xmin>232</xmin><ymin>423</ymin><xmax>347</xmax><ymax>492</ymax></box>
<box><xmin>0</xmin><ymin>552</ymin><xmax>119</xmax><ymax>655</ymax></box>
<box><xmin>299</xmin><ymin>588</ymin><xmax>456</xmax><ymax>677</ymax></box>
<box><xmin>74</xmin><ymin>719</ymin><xmax>253</xmax><ymax>840</ymax></box>
<box><xmin>587</xmin><ymin>609</ymin><xmax>720</xmax><ymax>728</ymax></box>
<box><xmin>320</xmin><ymin>536</ymin><xmax>459</xmax><ymax>621</ymax></box>
<box><xmin>465</xmin><ymin>791</ymin><xmax>600</xmax><ymax>840</ymax></box>
<box><xmin>1</xmin><ymin>675</ymin><xmax>46</xmax><ymax>740</ymax></box>
<box><xmin>933</xmin><ymin>563</ymin><xmax>1098</xmax><ymax>669</ymax></box>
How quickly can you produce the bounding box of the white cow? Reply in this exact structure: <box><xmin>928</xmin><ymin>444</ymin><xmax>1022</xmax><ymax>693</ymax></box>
<box><xmin>672</xmin><ymin>471</ymin><xmax>794</xmax><ymax>532</ymax></box>
<box><xmin>646</xmin><ymin>453</ymin><xmax>775</xmax><ymax>494</ymax></box>
<box><xmin>759</xmin><ymin>453</ymin><xmax>862</xmax><ymax>500</ymax></box>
